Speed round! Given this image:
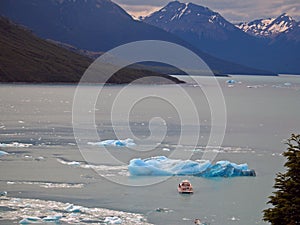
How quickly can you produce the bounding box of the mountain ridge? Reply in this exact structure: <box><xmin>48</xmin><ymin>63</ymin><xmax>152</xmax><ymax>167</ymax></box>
<box><xmin>0</xmin><ymin>0</ymin><xmax>273</xmax><ymax>75</ymax></box>
<box><xmin>143</xmin><ymin>1</ymin><xmax>300</xmax><ymax>74</ymax></box>
<box><xmin>236</xmin><ymin>13</ymin><xmax>299</xmax><ymax>39</ymax></box>
<box><xmin>0</xmin><ymin>16</ymin><xmax>184</xmax><ymax>84</ymax></box>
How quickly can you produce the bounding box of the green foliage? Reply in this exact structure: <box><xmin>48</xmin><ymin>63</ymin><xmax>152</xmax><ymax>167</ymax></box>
<box><xmin>263</xmin><ymin>134</ymin><xmax>300</xmax><ymax>225</ymax></box>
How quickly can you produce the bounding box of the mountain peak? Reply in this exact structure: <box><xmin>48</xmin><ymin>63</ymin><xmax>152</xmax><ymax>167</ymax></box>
<box><xmin>150</xmin><ymin>0</ymin><xmax>216</xmax><ymax>19</ymax></box>
<box><xmin>278</xmin><ymin>13</ymin><xmax>291</xmax><ymax>19</ymax></box>
<box><xmin>236</xmin><ymin>13</ymin><xmax>297</xmax><ymax>38</ymax></box>
<box><xmin>143</xmin><ymin>1</ymin><xmax>238</xmax><ymax>41</ymax></box>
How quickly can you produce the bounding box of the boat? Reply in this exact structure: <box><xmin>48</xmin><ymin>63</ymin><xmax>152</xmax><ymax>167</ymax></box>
<box><xmin>178</xmin><ymin>180</ymin><xmax>193</xmax><ymax>194</ymax></box>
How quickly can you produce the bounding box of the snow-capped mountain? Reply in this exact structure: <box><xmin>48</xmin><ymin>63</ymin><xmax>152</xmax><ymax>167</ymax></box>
<box><xmin>143</xmin><ymin>1</ymin><xmax>241</xmax><ymax>41</ymax></box>
<box><xmin>0</xmin><ymin>0</ymin><xmax>267</xmax><ymax>75</ymax></box>
<box><xmin>0</xmin><ymin>0</ymin><xmax>205</xmax><ymax>52</ymax></box>
<box><xmin>143</xmin><ymin>1</ymin><xmax>268</xmax><ymax>69</ymax></box>
<box><xmin>236</xmin><ymin>13</ymin><xmax>298</xmax><ymax>38</ymax></box>
<box><xmin>143</xmin><ymin>1</ymin><xmax>300</xmax><ymax>74</ymax></box>
<box><xmin>1</xmin><ymin>0</ymin><xmax>299</xmax><ymax>74</ymax></box>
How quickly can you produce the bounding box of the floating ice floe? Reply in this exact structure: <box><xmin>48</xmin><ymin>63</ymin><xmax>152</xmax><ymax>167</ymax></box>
<box><xmin>0</xmin><ymin>142</ymin><xmax>32</xmax><ymax>148</ymax></box>
<box><xmin>19</xmin><ymin>214</ymin><xmax>62</xmax><ymax>224</ymax></box>
<box><xmin>0</xmin><ymin>150</ymin><xmax>9</xmax><ymax>157</ymax></box>
<box><xmin>42</xmin><ymin>214</ymin><xmax>62</xmax><ymax>222</ymax></box>
<box><xmin>57</xmin><ymin>159</ymin><xmax>129</xmax><ymax>177</ymax></box>
<box><xmin>0</xmin><ymin>191</ymin><xmax>7</xmax><ymax>197</ymax></box>
<box><xmin>155</xmin><ymin>208</ymin><xmax>173</xmax><ymax>213</ymax></box>
<box><xmin>104</xmin><ymin>216</ymin><xmax>122</xmax><ymax>224</ymax></box>
<box><xmin>1</xmin><ymin>197</ymin><xmax>152</xmax><ymax>225</ymax></box>
<box><xmin>57</xmin><ymin>159</ymin><xmax>81</xmax><ymax>166</ymax></box>
<box><xmin>128</xmin><ymin>156</ymin><xmax>256</xmax><ymax>177</ymax></box>
<box><xmin>226</xmin><ymin>79</ymin><xmax>236</xmax><ymax>84</ymax></box>
<box><xmin>229</xmin><ymin>216</ymin><xmax>240</xmax><ymax>221</ymax></box>
<box><xmin>247</xmin><ymin>85</ymin><xmax>258</xmax><ymax>88</ymax></box>
<box><xmin>184</xmin><ymin>146</ymin><xmax>255</xmax><ymax>154</ymax></box>
<box><xmin>66</xmin><ymin>161</ymin><xmax>81</xmax><ymax>166</ymax></box>
<box><xmin>6</xmin><ymin>181</ymin><xmax>84</xmax><ymax>189</ymax></box>
<box><xmin>65</xmin><ymin>204</ymin><xmax>82</xmax><ymax>213</ymax></box>
<box><xmin>19</xmin><ymin>216</ymin><xmax>42</xmax><ymax>224</ymax></box>
<box><xmin>88</xmin><ymin>138</ymin><xmax>136</xmax><ymax>147</ymax></box>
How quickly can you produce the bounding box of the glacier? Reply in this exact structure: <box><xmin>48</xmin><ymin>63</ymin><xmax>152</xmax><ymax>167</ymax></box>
<box><xmin>128</xmin><ymin>156</ymin><xmax>256</xmax><ymax>177</ymax></box>
<box><xmin>88</xmin><ymin>138</ymin><xmax>136</xmax><ymax>147</ymax></box>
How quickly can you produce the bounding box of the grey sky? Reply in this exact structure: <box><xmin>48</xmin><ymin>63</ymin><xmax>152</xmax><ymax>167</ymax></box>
<box><xmin>113</xmin><ymin>0</ymin><xmax>300</xmax><ymax>22</ymax></box>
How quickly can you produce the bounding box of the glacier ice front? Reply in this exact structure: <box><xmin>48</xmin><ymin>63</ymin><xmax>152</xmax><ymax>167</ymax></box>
<box><xmin>88</xmin><ymin>138</ymin><xmax>136</xmax><ymax>147</ymax></box>
<box><xmin>128</xmin><ymin>156</ymin><xmax>256</xmax><ymax>177</ymax></box>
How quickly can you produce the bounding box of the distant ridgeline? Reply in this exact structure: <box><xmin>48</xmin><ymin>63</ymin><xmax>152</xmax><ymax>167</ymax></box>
<box><xmin>0</xmin><ymin>0</ymin><xmax>275</xmax><ymax>76</ymax></box>
<box><xmin>0</xmin><ymin>17</ymin><xmax>183</xmax><ymax>84</ymax></box>
<box><xmin>143</xmin><ymin>1</ymin><xmax>300</xmax><ymax>74</ymax></box>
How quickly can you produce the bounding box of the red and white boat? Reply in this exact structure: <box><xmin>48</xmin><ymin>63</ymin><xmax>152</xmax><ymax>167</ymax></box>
<box><xmin>178</xmin><ymin>180</ymin><xmax>193</xmax><ymax>194</ymax></box>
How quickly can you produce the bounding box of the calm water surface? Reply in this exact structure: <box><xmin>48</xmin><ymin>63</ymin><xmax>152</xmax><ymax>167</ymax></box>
<box><xmin>0</xmin><ymin>75</ymin><xmax>300</xmax><ymax>225</ymax></box>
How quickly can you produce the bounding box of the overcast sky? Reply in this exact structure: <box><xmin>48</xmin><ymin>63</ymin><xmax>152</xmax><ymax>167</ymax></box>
<box><xmin>114</xmin><ymin>0</ymin><xmax>300</xmax><ymax>23</ymax></box>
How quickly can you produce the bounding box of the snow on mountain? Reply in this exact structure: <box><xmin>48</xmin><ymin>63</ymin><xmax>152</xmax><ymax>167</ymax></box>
<box><xmin>236</xmin><ymin>13</ymin><xmax>298</xmax><ymax>38</ymax></box>
<box><xmin>143</xmin><ymin>1</ymin><xmax>300</xmax><ymax>74</ymax></box>
<box><xmin>1</xmin><ymin>0</ymin><xmax>267</xmax><ymax>75</ymax></box>
<box><xmin>143</xmin><ymin>1</ymin><xmax>240</xmax><ymax>41</ymax></box>
<box><xmin>145</xmin><ymin>1</ymin><xmax>231</xmax><ymax>28</ymax></box>
<box><xmin>0</xmin><ymin>0</ymin><xmax>174</xmax><ymax>51</ymax></box>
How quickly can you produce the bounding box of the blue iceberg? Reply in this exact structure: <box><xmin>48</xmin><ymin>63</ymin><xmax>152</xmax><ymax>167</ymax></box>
<box><xmin>0</xmin><ymin>150</ymin><xmax>9</xmax><ymax>157</ymax></box>
<box><xmin>19</xmin><ymin>217</ymin><xmax>42</xmax><ymax>224</ymax></box>
<box><xmin>226</xmin><ymin>79</ymin><xmax>237</xmax><ymax>84</ymax></box>
<box><xmin>88</xmin><ymin>138</ymin><xmax>136</xmax><ymax>147</ymax></box>
<box><xmin>104</xmin><ymin>216</ymin><xmax>122</xmax><ymax>224</ymax></box>
<box><xmin>65</xmin><ymin>204</ymin><xmax>82</xmax><ymax>213</ymax></box>
<box><xmin>128</xmin><ymin>156</ymin><xmax>256</xmax><ymax>177</ymax></box>
<box><xmin>42</xmin><ymin>214</ymin><xmax>62</xmax><ymax>222</ymax></box>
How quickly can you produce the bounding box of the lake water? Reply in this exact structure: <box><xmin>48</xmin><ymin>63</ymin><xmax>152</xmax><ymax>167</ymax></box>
<box><xmin>0</xmin><ymin>75</ymin><xmax>300</xmax><ymax>225</ymax></box>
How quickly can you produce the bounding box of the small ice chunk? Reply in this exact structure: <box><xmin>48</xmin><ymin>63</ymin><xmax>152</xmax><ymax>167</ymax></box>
<box><xmin>182</xmin><ymin>217</ymin><xmax>192</xmax><ymax>221</ymax></box>
<box><xmin>247</xmin><ymin>85</ymin><xmax>259</xmax><ymax>88</ymax></box>
<box><xmin>155</xmin><ymin>207</ymin><xmax>173</xmax><ymax>213</ymax></box>
<box><xmin>0</xmin><ymin>191</ymin><xmax>7</xmax><ymax>196</ymax></box>
<box><xmin>65</xmin><ymin>204</ymin><xmax>82</xmax><ymax>213</ymax></box>
<box><xmin>0</xmin><ymin>150</ymin><xmax>9</xmax><ymax>156</ymax></box>
<box><xmin>226</xmin><ymin>79</ymin><xmax>236</xmax><ymax>84</ymax></box>
<box><xmin>67</xmin><ymin>161</ymin><xmax>81</xmax><ymax>166</ymax></box>
<box><xmin>284</xmin><ymin>82</ymin><xmax>291</xmax><ymax>86</ymax></box>
<box><xmin>0</xmin><ymin>142</ymin><xmax>32</xmax><ymax>148</ymax></box>
<box><xmin>104</xmin><ymin>216</ymin><xmax>122</xmax><ymax>224</ymax></box>
<box><xmin>57</xmin><ymin>159</ymin><xmax>81</xmax><ymax>166</ymax></box>
<box><xmin>42</xmin><ymin>214</ymin><xmax>62</xmax><ymax>222</ymax></box>
<box><xmin>229</xmin><ymin>216</ymin><xmax>240</xmax><ymax>221</ymax></box>
<box><xmin>35</xmin><ymin>156</ymin><xmax>45</xmax><ymax>161</ymax></box>
<box><xmin>88</xmin><ymin>138</ymin><xmax>136</xmax><ymax>147</ymax></box>
<box><xmin>19</xmin><ymin>217</ymin><xmax>42</xmax><ymax>224</ymax></box>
